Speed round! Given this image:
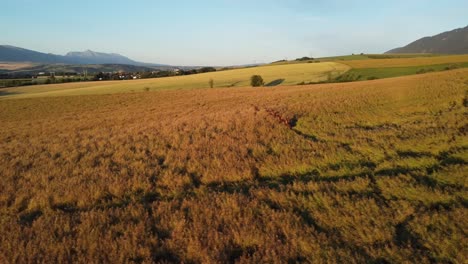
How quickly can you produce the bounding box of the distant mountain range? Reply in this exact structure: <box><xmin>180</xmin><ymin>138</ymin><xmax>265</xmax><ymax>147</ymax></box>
<box><xmin>4</xmin><ymin>25</ymin><xmax>467</xmax><ymax>70</ymax></box>
<box><xmin>65</xmin><ymin>50</ymin><xmax>144</xmax><ymax>65</ymax></box>
<box><xmin>386</xmin><ymin>25</ymin><xmax>468</xmax><ymax>54</ymax></box>
<box><xmin>0</xmin><ymin>45</ymin><xmax>166</xmax><ymax>66</ymax></box>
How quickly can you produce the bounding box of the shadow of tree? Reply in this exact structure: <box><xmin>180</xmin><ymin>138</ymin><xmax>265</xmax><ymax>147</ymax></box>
<box><xmin>0</xmin><ymin>90</ymin><xmax>17</xmax><ymax>97</ymax></box>
<box><xmin>204</xmin><ymin>169</ymin><xmax>372</xmax><ymax>195</ymax></box>
<box><xmin>227</xmin><ymin>81</ymin><xmax>241</xmax><ymax>87</ymax></box>
<box><xmin>265</xmin><ymin>79</ymin><xmax>285</xmax><ymax>87</ymax></box>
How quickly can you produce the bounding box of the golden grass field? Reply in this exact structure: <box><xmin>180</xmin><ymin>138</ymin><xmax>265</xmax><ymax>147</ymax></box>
<box><xmin>342</xmin><ymin>54</ymin><xmax>468</xmax><ymax>68</ymax></box>
<box><xmin>0</xmin><ymin>62</ymin><xmax>349</xmax><ymax>99</ymax></box>
<box><xmin>0</xmin><ymin>67</ymin><xmax>467</xmax><ymax>263</ymax></box>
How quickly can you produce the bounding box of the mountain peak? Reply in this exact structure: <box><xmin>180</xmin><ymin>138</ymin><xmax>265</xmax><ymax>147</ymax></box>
<box><xmin>0</xmin><ymin>45</ymin><xmax>166</xmax><ymax>66</ymax></box>
<box><xmin>64</xmin><ymin>50</ymin><xmax>136</xmax><ymax>64</ymax></box>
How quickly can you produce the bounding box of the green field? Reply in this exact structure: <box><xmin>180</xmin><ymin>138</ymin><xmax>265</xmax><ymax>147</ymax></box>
<box><xmin>0</xmin><ymin>62</ymin><xmax>349</xmax><ymax>98</ymax></box>
<box><xmin>0</xmin><ymin>76</ymin><xmax>89</xmax><ymax>88</ymax></box>
<box><xmin>335</xmin><ymin>62</ymin><xmax>468</xmax><ymax>81</ymax></box>
<box><xmin>272</xmin><ymin>53</ymin><xmax>445</xmax><ymax>65</ymax></box>
<box><xmin>328</xmin><ymin>55</ymin><xmax>468</xmax><ymax>82</ymax></box>
<box><xmin>342</xmin><ymin>54</ymin><xmax>468</xmax><ymax>68</ymax></box>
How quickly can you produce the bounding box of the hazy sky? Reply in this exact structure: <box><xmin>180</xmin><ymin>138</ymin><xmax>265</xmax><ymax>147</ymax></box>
<box><xmin>2</xmin><ymin>0</ymin><xmax>467</xmax><ymax>66</ymax></box>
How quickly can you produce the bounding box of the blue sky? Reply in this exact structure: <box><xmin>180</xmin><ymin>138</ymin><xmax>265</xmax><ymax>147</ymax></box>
<box><xmin>2</xmin><ymin>0</ymin><xmax>467</xmax><ymax>66</ymax></box>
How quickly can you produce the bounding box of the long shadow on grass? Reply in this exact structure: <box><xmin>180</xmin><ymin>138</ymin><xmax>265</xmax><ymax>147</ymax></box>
<box><xmin>18</xmin><ymin>210</ymin><xmax>43</xmax><ymax>226</ymax></box>
<box><xmin>207</xmin><ymin>170</ymin><xmax>380</xmax><ymax>262</ymax></box>
<box><xmin>226</xmin><ymin>81</ymin><xmax>241</xmax><ymax>87</ymax></box>
<box><xmin>0</xmin><ymin>89</ymin><xmax>18</xmax><ymax>97</ymax></box>
<box><xmin>265</xmin><ymin>79</ymin><xmax>285</xmax><ymax>87</ymax></box>
<box><xmin>205</xmin><ymin>169</ymin><xmax>374</xmax><ymax>195</ymax></box>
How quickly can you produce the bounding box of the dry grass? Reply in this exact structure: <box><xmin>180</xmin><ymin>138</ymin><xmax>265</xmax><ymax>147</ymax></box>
<box><xmin>342</xmin><ymin>54</ymin><xmax>468</xmax><ymax>68</ymax></box>
<box><xmin>0</xmin><ymin>62</ymin><xmax>349</xmax><ymax>99</ymax></box>
<box><xmin>0</xmin><ymin>69</ymin><xmax>467</xmax><ymax>263</ymax></box>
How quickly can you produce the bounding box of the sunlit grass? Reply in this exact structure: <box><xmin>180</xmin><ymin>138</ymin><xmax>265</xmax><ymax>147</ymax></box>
<box><xmin>0</xmin><ymin>69</ymin><xmax>466</xmax><ymax>262</ymax></box>
<box><xmin>0</xmin><ymin>62</ymin><xmax>349</xmax><ymax>99</ymax></box>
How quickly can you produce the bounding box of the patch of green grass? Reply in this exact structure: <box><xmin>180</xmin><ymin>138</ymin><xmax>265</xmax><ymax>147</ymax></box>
<box><xmin>317</xmin><ymin>54</ymin><xmax>371</xmax><ymax>61</ymax></box>
<box><xmin>273</xmin><ymin>54</ymin><xmax>446</xmax><ymax>65</ymax></box>
<box><xmin>343</xmin><ymin>54</ymin><xmax>468</xmax><ymax>68</ymax></box>
<box><xmin>319</xmin><ymin>53</ymin><xmax>443</xmax><ymax>62</ymax></box>
<box><xmin>366</xmin><ymin>54</ymin><xmax>443</xmax><ymax>59</ymax></box>
<box><xmin>335</xmin><ymin>62</ymin><xmax>468</xmax><ymax>81</ymax></box>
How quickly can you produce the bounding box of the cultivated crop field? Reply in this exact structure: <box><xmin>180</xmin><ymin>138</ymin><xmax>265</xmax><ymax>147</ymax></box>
<box><xmin>342</xmin><ymin>54</ymin><xmax>468</xmax><ymax>68</ymax></box>
<box><xmin>0</xmin><ymin>62</ymin><xmax>349</xmax><ymax>99</ymax></box>
<box><xmin>334</xmin><ymin>54</ymin><xmax>468</xmax><ymax>81</ymax></box>
<box><xmin>0</xmin><ymin>69</ymin><xmax>466</xmax><ymax>263</ymax></box>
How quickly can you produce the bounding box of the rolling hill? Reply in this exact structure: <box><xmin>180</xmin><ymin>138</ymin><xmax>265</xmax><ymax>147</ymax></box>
<box><xmin>0</xmin><ymin>68</ymin><xmax>466</xmax><ymax>263</ymax></box>
<box><xmin>0</xmin><ymin>62</ymin><xmax>350</xmax><ymax>98</ymax></box>
<box><xmin>386</xmin><ymin>25</ymin><xmax>468</xmax><ymax>54</ymax></box>
<box><xmin>0</xmin><ymin>45</ymin><xmax>64</xmax><ymax>64</ymax></box>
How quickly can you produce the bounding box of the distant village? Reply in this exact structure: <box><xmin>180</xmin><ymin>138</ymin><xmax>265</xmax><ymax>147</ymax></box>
<box><xmin>1</xmin><ymin>67</ymin><xmax>218</xmax><ymax>88</ymax></box>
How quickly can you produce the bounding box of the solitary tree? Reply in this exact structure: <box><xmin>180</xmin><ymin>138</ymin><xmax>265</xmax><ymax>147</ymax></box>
<box><xmin>250</xmin><ymin>75</ymin><xmax>264</xmax><ymax>87</ymax></box>
<box><xmin>209</xmin><ymin>78</ymin><xmax>214</xmax><ymax>88</ymax></box>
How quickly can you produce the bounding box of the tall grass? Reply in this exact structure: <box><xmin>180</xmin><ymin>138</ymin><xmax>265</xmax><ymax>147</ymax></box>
<box><xmin>0</xmin><ymin>69</ymin><xmax>466</xmax><ymax>263</ymax></box>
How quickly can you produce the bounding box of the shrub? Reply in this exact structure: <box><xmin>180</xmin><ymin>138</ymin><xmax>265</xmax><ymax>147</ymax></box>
<box><xmin>296</xmin><ymin>56</ymin><xmax>314</xmax><ymax>61</ymax></box>
<box><xmin>250</xmin><ymin>75</ymin><xmax>264</xmax><ymax>87</ymax></box>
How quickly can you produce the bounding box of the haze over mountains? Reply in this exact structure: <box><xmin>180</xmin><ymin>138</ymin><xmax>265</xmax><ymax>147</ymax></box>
<box><xmin>2</xmin><ymin>25</ymin><xmax>468</xmax><ymax>69</ymax></box>
<box><xmin>387</xmin><ymin>25</ymin><xmax>468</xmax><ymax>54</ymax></box>
<box><xmin>0</xmin><ymin>45</ymin><xmax>164</xmax><ymax>66</ymax></box>
<box><xmin>65</xmin><ymin>50</ymin><xmax>144</xmax><ymax>65</ymax></box>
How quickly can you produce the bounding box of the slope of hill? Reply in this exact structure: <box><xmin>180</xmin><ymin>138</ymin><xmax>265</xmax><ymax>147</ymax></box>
<box><xmin>343</xmin><ymin>54</ymin><xmax>468</xmax><ymax>68</ymax></box>
<box><xmin>386</xmin><ymin>26</ymin><xmax>468</xmax><ymax>54</ymax></box>
<box><xmin>0</xmin><ymin>45</ymin><xmax>165</xmax><ymax>66</ymax></box>
<box><xmin>0</xmin><ymin>62</ymin><xmax>350</xmax><ymax>98</ymax></box>
<box><xmin>0</xmin><ymin>45</ymin><xmax>64</xmax><ymax>63</ymax></box>
<box><xmin>0</xmin><ymin>69</ymin><xmax>466</xmax><ymax>263</ymax></box>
